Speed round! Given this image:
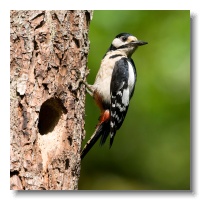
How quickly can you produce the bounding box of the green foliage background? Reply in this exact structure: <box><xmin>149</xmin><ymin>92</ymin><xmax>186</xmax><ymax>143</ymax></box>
<box><xmin>79</xmin><ymin>10</ymin><xmax>190</xmax><ymax>190</ymax></box>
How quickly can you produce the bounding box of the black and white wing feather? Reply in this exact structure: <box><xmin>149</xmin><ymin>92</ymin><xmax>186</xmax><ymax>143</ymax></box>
<box><xmin>110</xmin><ymin>57</ymin><xmax>136</xmax><ymax>147</ymax></box>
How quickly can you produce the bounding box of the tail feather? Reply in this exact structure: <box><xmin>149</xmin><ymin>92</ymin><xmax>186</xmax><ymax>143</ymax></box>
<box><xmin>81</xmin><ymin>121</ymin><xmax>110</xmax><ymax>160</ymax></box>
<box><xmin>99</xmin><ymin>120</ymin><xmax>110</xmax><ymax>146</ymax></box>
<box><xmin>81</xmin><ymin>109</ymin><xmax>111</xmax><ymax>160</ymax></box>
<box><xmin>109</xmin><ymin>131</ymin><xmax>116</xmax><ymax>148</ymax></box>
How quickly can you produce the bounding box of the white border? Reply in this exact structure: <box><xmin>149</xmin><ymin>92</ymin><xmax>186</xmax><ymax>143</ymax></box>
<box><xmin>1</xmin><ymin>0</ymin><xmax>199</xmax><ymax>199</ymax></box>
<box><xmin>4</xmin><ymin>0</ymin><xmax>198</xmax><ymax>10</ymax></box>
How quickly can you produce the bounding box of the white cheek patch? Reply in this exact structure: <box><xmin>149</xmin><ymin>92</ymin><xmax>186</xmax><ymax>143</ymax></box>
<box><xmin>112</xmin><ymin>38</ymin><xmax>123</xmax><ymax>48</ymax></box>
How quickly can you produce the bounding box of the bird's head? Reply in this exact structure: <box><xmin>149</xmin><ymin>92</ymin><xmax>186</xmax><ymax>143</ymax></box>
<box><xmin>109</xmin><ymin>33</ymin><xmax>148</xmax><ymax>57</ymax></box>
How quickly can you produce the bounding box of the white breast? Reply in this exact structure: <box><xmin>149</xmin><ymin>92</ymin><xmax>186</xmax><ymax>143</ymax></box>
<box><xmin>93</xmin><ymin>62</ymin><xmax>113</xmax><ymax>104</ymax></box>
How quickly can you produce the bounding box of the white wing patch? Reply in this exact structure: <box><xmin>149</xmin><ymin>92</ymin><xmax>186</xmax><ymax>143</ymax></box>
<box><xmin>127</xmin><ymin>61</ymin><xmax>136</xmax><ymax>93</ymax></box>
<box><xmin>122</xmin><ymin>88</ymin><xmax>129</xmax><ymax>106</ymax></box>
<box><xmin>121</xmin><ymin>61</ymin><xmax>135</xmax><ymax>107</ymax></box>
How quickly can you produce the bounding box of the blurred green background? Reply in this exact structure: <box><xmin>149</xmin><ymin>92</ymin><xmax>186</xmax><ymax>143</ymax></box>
<box><xmin>79</xmin><ymin>10</ymin><xmax>190</xmax><ymax>190</ymax></box>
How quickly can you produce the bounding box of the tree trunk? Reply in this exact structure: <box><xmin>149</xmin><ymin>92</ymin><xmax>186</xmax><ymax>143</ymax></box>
<box><xmin>10</xmin><ymin>10</ymin><xmax>92</xmax><ymax>190</ymax></box>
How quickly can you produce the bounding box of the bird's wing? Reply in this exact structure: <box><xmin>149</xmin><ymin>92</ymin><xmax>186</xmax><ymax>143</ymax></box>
<box><xmin>110</xmin><ymin>58</ymin><xmax>130</xmax><ymax>147</ymax></box>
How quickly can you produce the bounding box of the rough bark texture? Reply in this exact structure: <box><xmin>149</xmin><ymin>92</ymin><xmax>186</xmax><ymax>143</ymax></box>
<box><xmin>10</xmin><ymin>10</ymin><xmax>92</xmax><ymax>190</ymax></box>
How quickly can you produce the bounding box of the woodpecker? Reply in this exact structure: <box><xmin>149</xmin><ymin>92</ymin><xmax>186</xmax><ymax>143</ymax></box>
<box><xmin>81</xmin><ymin>33</ymin><xmax>147</xmax><ymax>159</ymax></box>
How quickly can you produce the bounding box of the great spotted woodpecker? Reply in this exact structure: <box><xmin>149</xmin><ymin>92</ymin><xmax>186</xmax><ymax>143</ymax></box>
<box><xmin>81</xmin><ymin>33</ymin><xmax>147</xmax><ymax>159</ymax></box>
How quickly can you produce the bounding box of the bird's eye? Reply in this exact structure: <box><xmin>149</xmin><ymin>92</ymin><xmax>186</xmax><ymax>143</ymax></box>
<box><xmin>121</xmin><ymin>36</ymin><xmax>127</xmax><ymax>42</ymax></box>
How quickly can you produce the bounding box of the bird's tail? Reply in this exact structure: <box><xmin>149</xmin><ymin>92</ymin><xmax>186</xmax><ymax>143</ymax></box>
<box><xmin>109</xmin><ymin>131</ymin><xmax>116</xmax><ymax>148</ymax></box>
<box><xmin>81</xmin><ymin>120</ymin><xmax>110</xmax><ymax>160</ymax></box>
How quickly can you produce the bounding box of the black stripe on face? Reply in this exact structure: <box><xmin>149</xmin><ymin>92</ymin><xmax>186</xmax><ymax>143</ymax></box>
<box><xmin>117</xmin><ymin>43</ymin><xmax>133</xmax><ymax>49</ymax></box>
<box><xmin>109</xmin><ymin>54</ymin><xmax>123</xmax><ymax>59</ymax></box>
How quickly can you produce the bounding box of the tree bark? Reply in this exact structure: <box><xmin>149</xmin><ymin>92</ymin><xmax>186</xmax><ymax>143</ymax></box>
<box><xmin>10</xmin><ymin>10</ymin><xmax>92</xmax><ymax>190</ymax></box>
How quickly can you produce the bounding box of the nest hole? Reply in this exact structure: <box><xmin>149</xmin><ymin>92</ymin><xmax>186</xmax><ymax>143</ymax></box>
<box><xmin>38</xmin><ymin>98</ymin><xmax>66</xmax><ymax>135</ymax></box>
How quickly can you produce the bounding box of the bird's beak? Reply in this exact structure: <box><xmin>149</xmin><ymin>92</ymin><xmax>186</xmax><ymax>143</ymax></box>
<box><xmin>132</xmin><ymin>40</ymin><xmax>148</xmax><ymax>46</ymax></box>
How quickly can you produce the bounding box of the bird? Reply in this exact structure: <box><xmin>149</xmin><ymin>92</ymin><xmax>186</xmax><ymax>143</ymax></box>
<box><xmin>81</xmin><ymin>33</ymin><xmax>147</xmax><ymax>159</ymax></box>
